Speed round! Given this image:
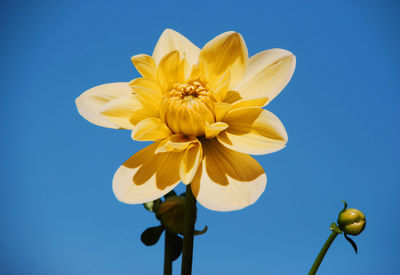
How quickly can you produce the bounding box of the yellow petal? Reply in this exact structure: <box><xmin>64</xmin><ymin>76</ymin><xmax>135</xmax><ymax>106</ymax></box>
<box><xmin>212</xmin><ymin>70</ymin><xmax>230</xmax><ymax>100</ymax></box>
<box><xmin>234</xmin><ymin>49</ymin><xmax>295</xmax><ymax>103</ymax></box>
<box><xmin>113</xmin><ymin>143</ymin><xmax>182</xmax><ymax>204</ymax></box>
<box><xmin>75</xmin><ymin>82</ymin><xmax>133</xmax><ymax>128</ymax></box>
<box><xmin>180</xmin><ymin>142</ymin><xmax>202</xmax><ymax>184</ymax></box>
<box><xmin>214</xmin><ymin>102</ymin><xmax>232</xmax><ymax>121</ymax></box>
<box><xmin>199</xmin><ymin>31</ymin><xmax>248</xmax><ymax>88</ymax></box>
<box><xmin>129</xmin><ymin>80</ymin><xmax>162</xmax><ymax>116</ymax></box>
<box><xmin>218</xmin><ymin>108</ymin><xmax>287</xmax><ymax>155</ymax></box>
<box><xmin>152</xmin><ymin>29</ymin><xmax>200</xmax><ymax>70</ymax></box>
<box><xmin>129</xmin><ymin>77</ymin><xmax>162</xmax><ymax>94</ymax></box>
<box><xmin>231</xmin><ymin>97</ymin><xmax>269</xmax><ymax>109</ymax></box>
<box><xmin>132</xmin><ymin>118</ymin><xmax>172</xmax><ymax>141</ymax></box>
<box><xmin>100</xmin><ymin>94</ymin><xmax>156</xmax><ymax>129</ymax></box>
<box><xmin>205</xmin><ymin>122</ymin><xmax>229</xmax><ymax>139</ymax></box>
<box><xmin>186</xmin><ymin>63</ymin><xmax>202</xmax><ymax>82</ymax></box>
<box><xmin>191</xmin><ymin>139</ymin><xmax>266</xmax><ymax>211</ymax></box>
<box><xmin>157</xmin><ymin>50</ymin><xmax>185</xmax><ymax>91</ymax></box>
<box><xmin>155</xmin><ymin>134</ymin><xmax>198</xmax><ymax>154</ymax></box>
<box><xmin>153</xmin><ymin>134</ymin><xmax>202</xmax><ymax>184</ymax></box>
<box><xmin>223</xmin><ymin>90</ymin><xmax>243</xmax><ymax>104</ymax></box>
<box><xmin>131</xmin><ymin>54</ymin><xmax>158</xmax><ymax>81</ymax></box>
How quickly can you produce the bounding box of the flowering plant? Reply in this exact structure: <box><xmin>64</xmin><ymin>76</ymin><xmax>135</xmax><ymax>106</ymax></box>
<box><xmin>76</xmin><ymin>29</ymin><xmax>365</xmax><ymax>275</ymax></box>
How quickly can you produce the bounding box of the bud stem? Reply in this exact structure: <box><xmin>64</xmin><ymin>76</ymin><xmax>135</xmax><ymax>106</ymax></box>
<box><xmin>308</xmin><ymin>231</ymin><xmax>339</xmax><ymax>275</ymax></box>
<box><xmin>181</xmin><ymin>184</ymin><xmax>196</xmax><ymax>275</ymax></box>
<box><xmin>164</xmin><ymin>230</ymin><xmax>174</xmax><ymax>275</ymax></box>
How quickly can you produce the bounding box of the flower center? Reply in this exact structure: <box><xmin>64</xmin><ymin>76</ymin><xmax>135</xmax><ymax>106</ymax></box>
<box><xmin>162</xmin><ymin>81</ymin><xmax>216</xmax><ymax>137</ymax></box>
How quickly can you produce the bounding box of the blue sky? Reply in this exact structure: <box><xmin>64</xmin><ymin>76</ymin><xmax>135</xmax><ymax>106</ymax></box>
<box><xmin>1</xmin><ymin>0</ymin><xmax>399</xmax><ymax>274</ymax></box>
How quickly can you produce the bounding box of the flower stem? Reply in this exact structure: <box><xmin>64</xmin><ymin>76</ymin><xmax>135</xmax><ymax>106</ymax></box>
<box><xmin>181</xmin><ymin>184</ymin><xmax>196</xmax><ymax>275</ymax></box>
<box><xmin>308</xmin><ymin>231</ymin><xmax>339</xmax><ymax>275</ymax></box>
<box><xmin>164</xmin><ymin>230</ymin><xmax>173</xmax><ymax>275</ymax></box>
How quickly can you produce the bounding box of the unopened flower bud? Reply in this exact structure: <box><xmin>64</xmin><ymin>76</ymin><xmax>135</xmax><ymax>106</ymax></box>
<box><xmin>337</xmin><ymin>208</ymin><xmax>366</xmax><ymax>236</ymax></box>
<box><xmin>157</xmin><ymin>196</ymin><xmax>193</xmax><ymax>235</ymax></box>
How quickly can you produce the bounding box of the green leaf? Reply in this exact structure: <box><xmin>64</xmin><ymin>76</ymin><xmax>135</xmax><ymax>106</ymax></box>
<box><xmin>344</xmin><ymin>233</ymin><xmax>358</xmax><ymax>254</ymax></box>
<box><xmin>194</xmin><ymin>225</ymin><xmax>208</xmax><ymax>236</ymax></box>
<box><xmin>171</xmin><ymin>234</ymin><xmax>183</xmax><ymax>261</ymax></box>
<box><xmin>340</xmin><ymin>200</ymin><xmax>348</xmax><ymax>214</ymax></box>
<box><xmin>140</xmin><ymin>225</ymin><xmax>164</xmax><ymax>246</ymax></box>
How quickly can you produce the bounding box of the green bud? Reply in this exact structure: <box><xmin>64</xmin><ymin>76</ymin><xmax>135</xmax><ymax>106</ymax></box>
<box><xmin>157</xmin><ymin>196</ymin><xmax>192</xmax><ymax>235</ymax></box>
<box><xmin>337</xmin><ymin>208</ymin><xmax>366</xmax><ymax>236</ymax></box>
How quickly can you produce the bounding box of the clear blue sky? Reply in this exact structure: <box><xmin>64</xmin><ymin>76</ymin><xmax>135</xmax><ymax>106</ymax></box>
<box><xmin>1</xmin><ymin>0</ymin><xmax>399</xmax><ymax>274</ymax></box>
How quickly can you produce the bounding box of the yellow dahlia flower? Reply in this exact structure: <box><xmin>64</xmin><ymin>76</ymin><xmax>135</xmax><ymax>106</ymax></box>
<box><xmin>76</xmin><ymin>29</ymin><xmax>295</xmax><ymax>211</ymax></box>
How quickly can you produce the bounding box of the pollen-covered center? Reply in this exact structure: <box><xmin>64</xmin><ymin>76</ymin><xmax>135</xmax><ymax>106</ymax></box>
<box><xmin>162</xmin><ymin>81</ymin><xmax>216</xmax><ymax>137</ymax></box>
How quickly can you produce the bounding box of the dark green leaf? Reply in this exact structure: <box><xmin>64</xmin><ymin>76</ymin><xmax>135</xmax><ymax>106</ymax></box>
<box><xmin>171</xmin><ymin>234</ymin><xmax>183</xmax><ymax>261</ymax></box>
<box><xmin>140</xmin><ymin>225</ymin><xmax>164</xmax><ymax>246</ymax></box>
<box><xmin>194</xmin><ymin>225</ymin><xmax>208</xmax><ymax>236</ymax></box>
<box><xmin>340</xmin><ymin>200</ymin><xmax>348</xmax><ymax>214</ymax></box>
<box><xmin>344</xmin><ymin>233</ymin><xmax>358</xmax><ymax>254</ymax></box>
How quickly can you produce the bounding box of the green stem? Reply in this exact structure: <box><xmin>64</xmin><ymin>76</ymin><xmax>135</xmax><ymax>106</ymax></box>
<box><xmin>181</xmin><ymin>184</ymin><xmax>196</xmax><ymax>275</ymax></box>
<box><xmin>308</xmin><ymin>231</ymin><xmax>339</xmax><ymax>275</ymax></box>
<box><xmin>164</xmin><ymin>230</ymin><xmax>173</xmax><ymax>275</ymax></box>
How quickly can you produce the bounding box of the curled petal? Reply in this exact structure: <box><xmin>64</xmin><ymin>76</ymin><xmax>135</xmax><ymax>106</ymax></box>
<box><xmin>132</xmin><ymin>118</ymin><xmax>172</xmax><ymax>141</ymax></box>
<box><xmin>199</xmin><ymin>31</ymin><xmax>248</xmax><ymax>88</ymax></box>
<box><xmin>155</xmin><ymin>134</ymin><xmax>198</xmax><ymax>154</ymax></box>
<box><xmin>75</xmin><ymin>82</ymin><xmax>133</xmax><ymax>128</ymax></box>
<box><xmin>113</xmin><ymin>143</ymin><xmax>182</xmax><ymax>204</ymax></box>
<box><xmin>152</xmin><ymin>29</ymin><xmax>200</xmax><ymax>70</ymax></box>
<box><xmin>180</xmin><ymin>141</ymin><xmax>202</xmax><ymax>184</ymax></box>
<box><xmin>234</xmin><ymin>49</ymin><xmax>295</xmax><ymax>103</ymax></box>
<box><xmin>131</xmin><ymin>54</ymin><xmax>158</xmax><ymax>81</ymax></box>
<box><xmin>154</xmin><ymin>135</ymin><xmax>202</xmax><ymax>184</ymax></box>
<box><xmin>191</xmin><ymin>139</ymin><xmax>266</xmax><ymax>211</ymax></box>
<box><xmin>205</xmin><ymin>122</ymin><xmax>229</xmax><ymax>139</ymax></box>
<box><xmin>218</xmin><ymin>108</ymin><xmax>287</xmax><ymax>155</ymax></box>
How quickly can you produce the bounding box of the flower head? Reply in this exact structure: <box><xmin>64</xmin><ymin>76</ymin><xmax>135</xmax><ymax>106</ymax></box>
<box><xmin>76</xmin><ymin>29</ymin><xmax>295</xmax><ymax>211</ymax></box>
